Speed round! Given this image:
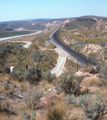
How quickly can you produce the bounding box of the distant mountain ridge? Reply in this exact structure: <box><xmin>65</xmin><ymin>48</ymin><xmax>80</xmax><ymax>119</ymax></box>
<box><xmin>0</xmin><ymin>15</ymin><xmax>107</xmax><ymax>31</ymax></box>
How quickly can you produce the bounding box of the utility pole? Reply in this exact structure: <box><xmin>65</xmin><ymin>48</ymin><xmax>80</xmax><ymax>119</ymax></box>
<box><xmin>77</xmin><ymin>59</ymin><xmax>78</xmax><ymax>71</ymax></box>
<box><xmin>87</xmin><ymin>43</ymin><xmax>89</xmax><ymax>65</ymax></box>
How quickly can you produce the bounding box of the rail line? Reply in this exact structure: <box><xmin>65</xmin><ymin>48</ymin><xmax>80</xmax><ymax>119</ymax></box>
<box><xmin>49</xmin><ymin>27</ymin><xmax>100</xmax><ymax>66</ymax></box>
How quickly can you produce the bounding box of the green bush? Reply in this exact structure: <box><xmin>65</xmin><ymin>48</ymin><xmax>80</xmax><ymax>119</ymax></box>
<box><xmin>31</xmin><ymin>50</ymin><xmax>57</xmax><ymax>71</ymax></box>
<box><xmin>4</xmin><ymin>67</ymin><xmax>10</xmax><ymax>74</ymax></box>
<box><xmin>4</xmin><ymin>81</ymin><xmax>10</xmax><ymax>90</ymax></box>
<box><xmin>31</xmin><ymin>51</ymin><xmax>45</xmax><ymax>62</ymax></box>
<box><xmin>57</xmin><ymin>71</ymin><xmax>82</xmax><ymax>95</ymax></box>
<box><xmin>42</xmin><ymin>70</ymin><xmax>56</xmax><ymax>83</ymax></box>
<box><xmin>90</xmin><ymin>65</ymin><xmax>101</xmax><ymax>74</ymax></box>
<box><xmin>0</xmin><ymin>45</ymin><xmax>13</xmax><ymax>57</ymax></box>
<box><xmin>65</xmin><ymin>94</ymin><xmax>92</xmax><ymax>107</ymax></box>
<box><xmin>24</xmin><ymin>66</ymin><xmax>42</xmax><ymax>84</ymax></box>
<box><xmin>22</xmin><ymin>110</ymin><xmax>36</xmax><ymax>120</ymax></box>
<box><xmin>81</xmin><ymin>95</ymin><xmax>107</xmax><ymax>120</ymax></box>
<box><xmin>24</xmin><ymin>90</ymin><xmax>43</xmax><ymax>108</ymax></box>
<box><xmin>96</xmin><ymin>64</ymin><xmax>101</xmax><ymax>72</ymax></box>
<box><xmin>65</xmin><ymin>94</ymin><xmax>76</xmax><ymax>105</ymax></box>
<box><xmin>0</xmin><ymin>102</ymin><xmax>16</xmax><ymax>115</ymax></box>
<box><xmin>97</xmin><ymin>64</ymin><xmax>107</xmax><ymax>84</ymax></box>
<box><xmin>65</xmin><ymin>94</ymin><xmax>107</xmax><ymax>120</ymax></box>
<box><xmin>10</xmin><ymin>70</ymin><xmax>22</xmax><ymax>81</ymax></box>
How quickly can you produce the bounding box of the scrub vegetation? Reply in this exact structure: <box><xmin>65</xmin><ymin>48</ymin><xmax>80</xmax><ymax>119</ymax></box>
<box><xmin>0</xmin><ymin>17</ymin><xmax>107</xmax><ymax>120</ymax></box>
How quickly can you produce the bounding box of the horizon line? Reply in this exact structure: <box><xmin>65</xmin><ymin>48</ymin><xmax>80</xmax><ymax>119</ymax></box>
<box><xmin>0</xmin><ymin>15</ymin><xmax>107</xmax><ymax>22</ymax></box>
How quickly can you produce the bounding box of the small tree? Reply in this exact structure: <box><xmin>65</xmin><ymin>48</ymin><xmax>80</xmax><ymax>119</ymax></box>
<box><xmin>24</xmin><ymin>66</ymin><xmax>42</xmax><ymax>84</ymax></box>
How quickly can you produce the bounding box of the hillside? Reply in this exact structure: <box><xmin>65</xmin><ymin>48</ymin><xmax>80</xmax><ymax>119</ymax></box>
<box><xmin>59</xmin><ymin>17</ymin><xmax>107</xmax><ymax>64</ymax></box>
<box><xmin>76</xmin><ymin>19</ymin><xmax>107</xmax><ymax>38</ymax></box>
<box><xmin>0</xmin><ymin>21</ymin><xmax>46</xmax><ymax>30</ymax></box>
<box><xmin>64</xmin><ymin>18</ymin><xmax>97</xmax><ymax>30</ymax></box>
<box><xmin>0</xmin><ymin>27</ymin><xmax>13</xmax><ymax>32</ymax></box>
<box><xmin>0</xmin><ymin>19</ymin><xmax>66</xmax><ymax>31</ymax></box>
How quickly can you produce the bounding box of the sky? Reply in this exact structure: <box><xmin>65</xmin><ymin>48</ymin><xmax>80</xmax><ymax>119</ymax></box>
<box><xmin>0</xmin><ymin>0</ymin><xmax>107</xmax><ymax>22</ymax></box>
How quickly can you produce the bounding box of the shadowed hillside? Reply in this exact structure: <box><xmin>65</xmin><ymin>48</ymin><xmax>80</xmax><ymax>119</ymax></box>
<box><xmin>76</xmin><ymin>19</ymin><xmax>107</xmax><ymax>38</ymax></box>
<box><xmin>64</xmin><ymin>18</ymin><xmax>97</xmax><ymax>30</ymax></box>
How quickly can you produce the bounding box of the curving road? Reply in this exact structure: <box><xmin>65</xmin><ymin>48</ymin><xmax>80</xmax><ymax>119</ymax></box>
<box><xmin>51</xmin><ymin>48</ymin><xmax>68</xmax><ymax>76</ymax></box>
<box><xmin>10</xmin><ymin>41</ymin><xmax>32</xmax><ymax>48</ymax></box>
<box><xmin>49</xmin><ymin>27</ymin><xmax>99</xmax><ymax>67</ymax></box>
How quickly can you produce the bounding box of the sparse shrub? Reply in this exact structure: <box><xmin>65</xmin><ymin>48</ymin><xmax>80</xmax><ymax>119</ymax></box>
<box><xmin>31</xmin><ymin>51</ymin><xmax>44</xmax><ymax>62</ymax></box>
<box><xmin>90</xmin><ymin>65</ymin><xmax>101</xmax><ymax>74</ymax></box>
<box><xmin>24</xmin><ymin>90</ymin><xmax>43</xmax><ymax>108</ymax></box>
<box><xmin>0</xmin><ymin>45</ymin><xmax>13</xmax><ymax>57</ymax></box>
<box><xmin>47</xmin><ymin>107</ymin><xmax>64</xmax><ymax>120</ymax></box>
<box><xmin>98</xmin><ymin>64</ymin><xmax>107</xmax><ymax>79</ymax></box>
<box><xmin>22</xmin><ymin>110</ymin><xmax>36</xmax><ymax>120</ymax></box>
<box><xmin>31</xmin><ymin>110</ymin><xmax>36</xmax><ymax>120</ymax></box>
<box><xmin>90</xmin><ymin>66</ymin><xmax>97</xmax><ymax>74</ymax></box>
<box><xmin>10</xmin><ymin>70</ymin><xmax>22</xmax><ymax>81</ymax></box>
<box><xmin>65</xmin><ymin>94</ymin><xmax>92</xmax><ymax>107</ymax></box>
<box><xmin>96</xmin><ymin>64</ymin><xmax>101</xmax><ymax>72</ymax></box>
<box><xmin>31</xmin><ymin>50</ymin><xmax>57</xmax><ymax>71</ymax></box>
<box><xmin>24</xmin><ymin>66</ymin><xmax>42</xmax><ymax>84</ymax></box>
<box><xmin>65</xmin><ymin>94</ymin><xmax>107</xmax><ymax>119</ymax></box>
<box><xmin>42</xmin><ymin>70</ymin><xmax>56</xmax><ymax>83</ymax></box>
<box><xmin>81</xmin><ymin>95</ymin><xmax>107</xmax><ymax>120</ymax></box>
<box><xmin>4</xmin><ymin>67</ymin><xmax>10</xmax><ymax>74</ymax></box>
<box><xmin>65</xmin><ymin>94</ymin><xmax>76</xmax><ymax>105</ymax></box>
<box><xmin>22</xmin><ymin>112</ymin><xmax>31</xmax><ymax>120</ymax></box>
<box><xmin>97</xmin><ymin>64</ymin><xmax>107</xmax><ymax>84</ymax></box>
<box><xmin>4</xmin><ymin>81</ymin><xmax>10</xmax><ymax>90</ymax></box>
<box><xmin>57</xmin><ymin>71</ymin><xmax>82</xmax><ymax>95</ymax></box>
<box><xmin>31</xmin><ymin>90</ymin><xmax>43</xmax><ymax>103</ymax></box>
<box><xmin>0</xmin><ymin>102</ymin><xmax>16</xmax><ymax>115</ymax></box>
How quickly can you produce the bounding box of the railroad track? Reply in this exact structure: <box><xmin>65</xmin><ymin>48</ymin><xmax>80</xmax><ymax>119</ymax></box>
<box><xmin>49</xmin><ymin>27</ymin><xmax>100</xmax><ymax>66</ymax></box>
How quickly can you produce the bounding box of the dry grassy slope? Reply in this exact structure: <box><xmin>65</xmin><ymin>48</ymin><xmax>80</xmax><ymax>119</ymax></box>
<box><xmin>0</xmin><ymin>69</ymin><xmax>107</xmax><ymax>120</ymax></box>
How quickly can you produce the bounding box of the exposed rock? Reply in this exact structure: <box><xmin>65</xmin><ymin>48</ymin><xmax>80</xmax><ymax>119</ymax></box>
<box><xmin>82</xmin><ymin>44</ymin><xmax>102</xmax><ymax>54</ymax></box>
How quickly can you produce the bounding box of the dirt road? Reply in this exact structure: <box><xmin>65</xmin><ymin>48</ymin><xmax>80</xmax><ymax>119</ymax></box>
<box><xmin>10</xmin><ymin>41</ymin><xmax>32</xmax><ymax>48</ymax></box>
<box><xmin>51</xmin><ymin>47</ymin><xmax>68</xmax><ymax>76</ymax></box>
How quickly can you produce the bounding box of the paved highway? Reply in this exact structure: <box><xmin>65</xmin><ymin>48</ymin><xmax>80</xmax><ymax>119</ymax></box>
<box><xmin>49</xmin><ymin>27</ymin><xmax>99</xmax><ymax>66</ymax></box>
<box><xmin>0</xmin><ymin>31</ymin><xmax>42</xmax><ymax>42</ymax></box>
